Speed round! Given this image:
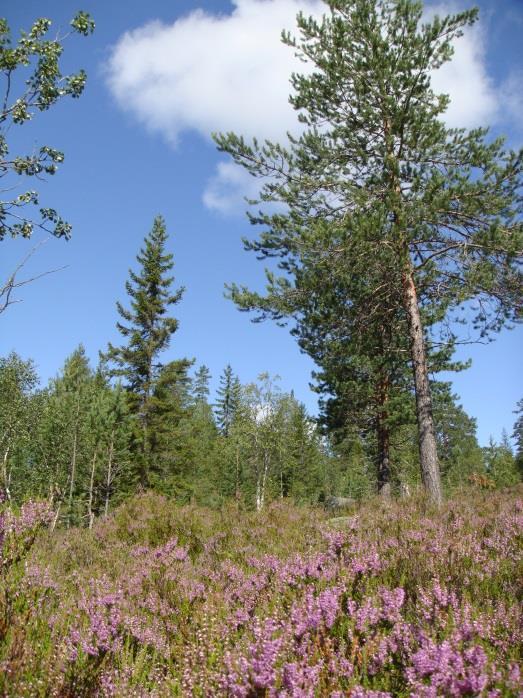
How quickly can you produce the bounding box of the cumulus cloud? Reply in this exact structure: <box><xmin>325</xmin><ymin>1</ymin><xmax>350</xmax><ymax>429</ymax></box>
<box><xmin>106</xmin><ymin>0</ymin><xmax>324</xmax><ymax>145</ymax></box>
<box><xmin>427</xmin><ymin>3</ymin><xmax>499</xmax><ymax>128</ymax></box>
<box><xmin>105</xmin><ymin>0</ymin><xmax>515</xmax><ymax>214</ymax></box>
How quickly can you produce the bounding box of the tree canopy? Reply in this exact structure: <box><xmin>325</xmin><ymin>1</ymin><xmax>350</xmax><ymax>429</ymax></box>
<box><xmin>215</xmin><ymin>0</ymin><xmax>523</xmax><ymax>503</ymax></box>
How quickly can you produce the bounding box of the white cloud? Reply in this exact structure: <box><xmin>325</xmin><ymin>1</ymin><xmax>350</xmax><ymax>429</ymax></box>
<box><xmin>202</xmin><ymin>161</ymin><xmax>260</xmax><ymax>215</ymax></box>
<box><xmin>427</xmin><ymin>3</ymin><xmax>499</xmax><ymax>128</ymax></box>
<box><xmin>105</xmin><ymin>0</ymin><xmax>514</xmax><ymax>214</ymax></box>
<box><xmin>106</xmin><ymin>0</ymin><xmax>324</xmax><ymax>145</ymax></box>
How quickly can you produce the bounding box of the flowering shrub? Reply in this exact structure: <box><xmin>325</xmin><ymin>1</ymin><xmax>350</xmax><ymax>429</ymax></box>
<box><xmin>0</xmin><ymin>488</ymin><xmax>521</xmax><ymax>696</ymax></box>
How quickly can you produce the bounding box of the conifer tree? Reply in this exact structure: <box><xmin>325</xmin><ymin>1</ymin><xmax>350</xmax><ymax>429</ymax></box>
<box><xmin>102</xmin><ymin>216</ymin><xmax>184</xmax><ymax>487</ymax></box>
<box><xmin>193</xmin><ymin>365</ymin><xmax>211</xmax><ymax>403</ymax></box>
<box><xmin>278</xmin><ymin>395</ymin><xmax>327</xmax><ymax>501</ymax></box>
<box><xmin>215</xmin><ymin>0</ymin><xmax>523</xmax><ymax>504</ymax></box>
<box><xmin>513</xmin><ymin>399</ymin><xmax>523</xmax><ymax>480</ymax></box>
<box><xmin>215</xmin><ymin>365</ymin><xmax>241</xmax><ymax>436</ymax></box>
<box><xmin>147</xmin><ymin>359</ymin><xmax>194</xmax><ymax>493</ymax></box>
<box><xmin>484</xmin><ymin>431</ymin><xmax>519</xmax><ymax>488</ymax></box>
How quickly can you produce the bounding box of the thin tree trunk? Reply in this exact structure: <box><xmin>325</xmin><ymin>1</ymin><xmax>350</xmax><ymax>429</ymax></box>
<box><xmin>68</xmin><ymin>401</ymin><xmax>80</xmax><ymax>521</ymax></box>
<box><xmin>235</xmin><ymin>442</ymin><xmax>241</xmax><ymax>502</ymax></box>
<box><xmin>104</xmin><ymin>430</ymin><xmax>115</xmax><ymax>517</ymax></box>
<box><xmin>376</xmin><ymin>376</ymin><xmax>391</xmax><ymax>497</ymax></box>
<box><xmin>260</xmin><ymin>451</ymin><xmax>269</xmax><ymax>510</ymax></box>
<box><xmin>255</xmin><ymin>474</ymin><xmax>262</xmax><ymax>511</ymax></box>
<box><xmin>87</xmin><ymin>450</ymin><xmax>97</xmax><ymax>529</ymax></box>
<box><xmin>141</xmin><ymin>417</ymin><xmax>149</xmax><ymax>490</ymax></box>
<box><xmin>402</xmin><ymin>268</ymin><xmax>442</xmax><ymax>505</ymax></box>
<box><xmin>2</xmin><ymin>446</ymin><xmax>11</xmax><ymax>502</ymax></box>
<box><xmin>51</xmin><ymin>504</ymin><xmax>61</xmax><ymax>532</ymax></box>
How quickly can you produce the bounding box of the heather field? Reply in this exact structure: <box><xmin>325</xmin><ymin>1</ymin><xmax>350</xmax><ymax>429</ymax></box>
<box><xmin>1</xmin><ymin>489</ymin><xmax>522</xmax><ymax>697</ymax></box>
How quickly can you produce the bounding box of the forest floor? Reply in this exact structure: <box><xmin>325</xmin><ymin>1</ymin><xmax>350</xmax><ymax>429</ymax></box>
<box><xmin>1</xmin><ymin>486</ymin><xmax>522</xmax><ymax>696</ymax></box>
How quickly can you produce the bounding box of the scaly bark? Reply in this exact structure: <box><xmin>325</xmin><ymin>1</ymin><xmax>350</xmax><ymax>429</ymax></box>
<box><xmin>402</xmin><ymin>268</ymin><xmax>442</xmax><ymax>505</ymax></box>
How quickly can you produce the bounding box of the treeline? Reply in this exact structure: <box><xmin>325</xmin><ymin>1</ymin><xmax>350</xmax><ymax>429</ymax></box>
<box><xmin>1</xmin><ymin>217</ymin><xmax>521</xmax><ymax>524</ymax></box>
<box><xmin>1</xmin><ymin>6</ymin><xmax>522</xmax><ymax>520</ymax></box>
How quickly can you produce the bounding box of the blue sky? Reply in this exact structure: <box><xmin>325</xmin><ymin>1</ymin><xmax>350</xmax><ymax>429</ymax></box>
<box><xmin>1</xmin><ymin>0</ymin><xmax>522</xmax><ymax>446</ymax></box>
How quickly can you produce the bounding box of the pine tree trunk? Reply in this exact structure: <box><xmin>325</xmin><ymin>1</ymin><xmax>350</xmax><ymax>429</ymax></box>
<box><xmin>402</xmin><ymin>268</ymin><xmax>442</xmax><ymax>505</ymax></box>
<box><xmin>376</xmin><ymin>376</ymin><xmax>391</xmax><ymax>497</ymax></box>
<box><xmin>377</xmin><ymin>419</ymin><xmax>391</xmax><ymax>497</ymax></box>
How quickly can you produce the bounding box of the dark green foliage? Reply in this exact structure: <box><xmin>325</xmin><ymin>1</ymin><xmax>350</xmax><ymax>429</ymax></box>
<box><xmin>193</xmin><ymin>364</ymin><xmax>211</xmax><ymax>403</ymax></box>
<box><xmin>483</xmin><ymin>432</ymin><xmax>520</xmax><ymax>488</ymax></box>
<box><xmin>433</xmin><ymin>385</ymin><xmax>485</xmax><ymax>488</ymax></box>
<box><xmin>215</xmin><ymin>364</ymin><xmax>241</xmax><ymax>436</ymax></box>
<box><xmin>513</xmin><ymin>399</ymin><xmax>523</xmax><ymax>479</ymax></box>
<box><xmin>0</xmin><ymin>2</ymin><xmax>519</xmax><ymax>523</ymax></box>
<box><xmin>215</xmin><ymin>0</ymin><xmax>523</xmax><ymax>502</ymax></box>
<box><xmin>102</xmin><ymin>216</ymin><xmax>185</xmax><ymax>487</ymax></box>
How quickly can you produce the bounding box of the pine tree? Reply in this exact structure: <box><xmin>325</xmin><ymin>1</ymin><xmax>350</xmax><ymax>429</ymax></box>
<box><xmin>215</xmin><ymin>0</ymin><xmax>523</xmax><ymax>504</ymax></box>
<box><xmin>102</xmin><ymin>216</ymin><xmax>184</xmax><ymax>487</ymax></box>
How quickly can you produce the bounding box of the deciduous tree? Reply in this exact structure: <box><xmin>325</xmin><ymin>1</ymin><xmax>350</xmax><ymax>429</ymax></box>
<box><xmin>0</xmin><ymin>11</ymin><xmax>94</xmax><ymax>240</ymax></box>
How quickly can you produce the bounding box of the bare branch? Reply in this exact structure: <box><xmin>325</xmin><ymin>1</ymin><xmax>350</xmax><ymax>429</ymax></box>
<box><xmin>0</xmin><ymin>239</ymin><xmax>67</xmax><ymax>314</ymax></box>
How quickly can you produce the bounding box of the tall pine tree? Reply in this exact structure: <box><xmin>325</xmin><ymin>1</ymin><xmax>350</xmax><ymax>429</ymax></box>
<box><xmin>216</xmin><ymin>0</ymin><xmax>523</xmax><ymax>504</ymax></box>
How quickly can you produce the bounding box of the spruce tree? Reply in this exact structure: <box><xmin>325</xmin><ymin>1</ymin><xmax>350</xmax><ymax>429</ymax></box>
<box><xmin>102</xmin><ymin>216</ymin><xmax>184</xmax><ymax>487</ymax></box>
<box><xmin>193</xmin><ymin>365</ymin><xmax>211</xmax><ymax>403</ymax></box>
<box><xmin>147</xmin><ymin>359</ymin><xmax>194</xmax><ymax>493</ymax></box>
<box><xmin>215</xmin><ymin>365</ymin><xmax>241</xmax><ymax>436</ymax></box>
<box><xmin>483</xmin><ymin>433</ymin><xmax>519</xmax><ymax>488</ymax></box>
<box><xmin>513</xmin><ymin>399</ymin><xmax>523</xmax><ymax>480</ymax></box>
<box><xmin>215</xmin><ymin>0</ymin><xmax>523</xmax><ymax>504</ymax></box>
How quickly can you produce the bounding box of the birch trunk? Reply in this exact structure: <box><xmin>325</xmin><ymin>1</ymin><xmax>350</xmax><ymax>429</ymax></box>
<box><xmin>2</xmin><ymin>446</ymin><xmax>11</xmax><ymax>502</ymax></box>
<box><xmin>87</xmin><ymin>450</ymin><xmax>97</xmax><ymax>530</ymax></box>
<box><xmin>67</xmin><ymin>393</ymin><xmax>82</xmax><ymax>521</ymax></box>
<box><xmin>104</xmin><ymin>430</ymin><xmax>115</xmax><ymax>517</ymax></box>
